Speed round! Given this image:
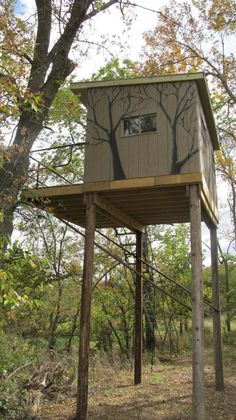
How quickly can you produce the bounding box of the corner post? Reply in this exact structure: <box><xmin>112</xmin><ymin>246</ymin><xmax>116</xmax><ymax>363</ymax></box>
<box><xmin>134</xmin><ymin>230</ymin><xmax>143</xmax><ymax>385</ymax></box>
<box><xmin>190</xmin><ymin>185</ymin><xmax>205</xmax><ymax>420</ymax></box>
<box><xmin>76</xmin><ymin>193</ymin><xmax>96</xmax><ymax>420</ymax></box>
<box><xmin>210</xmin><ymin>224</ymin><xmax>224</xmax><ymax>391</ymax></box>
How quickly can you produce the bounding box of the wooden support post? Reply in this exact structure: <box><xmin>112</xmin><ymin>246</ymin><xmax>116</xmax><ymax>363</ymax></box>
<box><xmin>190</xmin><ymin>185</ymin><xmax>205</xmax><ymax>420</ymax></box>
<box><xmin>210</xmin><ymin>225</ymin><xmax>224</xmax><ymax>391</ymax></box>
<box><xmin>76</xmin><ymin>193</ymin><xmax>96</xmax><ymax>420</ymax></box>
<box><xmin>134</xmin><ymin>231</ymin><xmax>143</xmax><ymax>385</ymax></box>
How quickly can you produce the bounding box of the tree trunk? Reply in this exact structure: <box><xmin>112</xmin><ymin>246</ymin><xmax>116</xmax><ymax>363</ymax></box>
<box><xmin>134</xmin><ymin>231</ymin><xmax>143</xmax><ymax>385</ymax></box>
<box><xmin>229</xmin><ymin>181</ymin><xmax>236</xmax><ymax>250</ymax></box>
<box><xmin>224</xmin><ymin>259</ymin><xmax>231</xmax><ymax>332</ymax></box>
<box><xmin>143</xmin><ymin>233</ymin><xmax>156</xmax><ymax>351</ymax></box>
<box><xmin>66</xmin><ymin>301</ymin><xmax>80</xmax><ymax>352</ymax></box>
<box><xmin>47</xmin><ymin>281</ymin><xmax>63</xmax><ymax>351</ymax></box>
<box><xmin>0</xmin><ymin>112</ymin><xmax>44</xmax><ymax>241</ymax></box>
<box><xmin>110</xmin><ymin>132</ymin><xmax>125</xmax><ymax>180</ymax></box>
<box><xmin>210</xmin><ymin>225</ymin><xmax>224</xmax><ymax>391</ymax></box>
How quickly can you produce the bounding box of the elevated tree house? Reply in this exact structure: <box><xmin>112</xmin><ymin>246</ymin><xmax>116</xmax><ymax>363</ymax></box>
<box><xmin>23</xmin><ymin>73</ymin><xmax>224</xmax><ymax>420</ymax></box>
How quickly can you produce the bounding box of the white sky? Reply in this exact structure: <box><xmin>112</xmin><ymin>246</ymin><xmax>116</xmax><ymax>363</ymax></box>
<box><xmin>73</xmin><ymin>0</ymin><xmax>167</xmax><ymax>79</ymax></box>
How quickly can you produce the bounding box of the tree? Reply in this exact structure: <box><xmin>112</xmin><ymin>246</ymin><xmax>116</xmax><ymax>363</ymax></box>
<box><xmin>140</xmin><ymin>0</ymin><xmax>236</xmax><ymax>96</ymax></box>
<box><xmin>0</xmin><ymin>0</ymin><xmax>124</xmax><ymax>243</ymax></box>
<box><xmin>0</xmin><ymin>239</ymin><xmax>48</xmax><ymax>323</ymax></box>
<box><xmin>139</xmin><ymin>0</ymin><xmax>236</xmax><ymax>249</ymax></box>
<box><xmin>19</xmin><ymin>206</ymin><xmax>83</xmax><ymax>351</ymax></box>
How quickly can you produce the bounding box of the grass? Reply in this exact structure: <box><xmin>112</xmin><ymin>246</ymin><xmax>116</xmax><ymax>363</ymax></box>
<box><xmin>37</xmin><ymin>349</ymin><xmax>236</xmax><ymax>420</ymax></box>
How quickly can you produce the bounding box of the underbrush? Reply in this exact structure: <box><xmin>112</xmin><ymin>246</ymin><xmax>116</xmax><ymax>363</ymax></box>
<box><xmin>1</xmin><ymin>325</ymin><xmax>235</xmax><ymax>419</ymax></box>
<box><xmin>0</xmin><ymin>335</ymin><xmax>76</xmax><ymax>419</ymax></box>
<box><xmin>0</xmin><ymin>334</ymin><xmax>39</xmax><ymax>419</ymax></box>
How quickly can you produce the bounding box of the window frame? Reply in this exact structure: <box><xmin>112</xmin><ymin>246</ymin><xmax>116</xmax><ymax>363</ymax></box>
<box><xmin>122</xmin><ymin>113</ymin><xmax>157</xmax><ymax>137</ymax></box>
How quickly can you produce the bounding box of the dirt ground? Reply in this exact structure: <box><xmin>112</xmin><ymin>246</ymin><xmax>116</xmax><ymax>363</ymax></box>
<box><xmin>37</xmin><ymin>355</ymin><xmax>236</xmax><ymax>419</ymax></box>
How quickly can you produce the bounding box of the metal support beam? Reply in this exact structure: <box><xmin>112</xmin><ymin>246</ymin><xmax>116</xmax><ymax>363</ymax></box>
<box><xmin>76</xmin><ymin>193</ymin><xmax>96</xmax><ymax>420</ymax></box>
<box><xmin>190</xmin><ymin>185</ymin><xmax>205</xmax><ymax>420</ymax></box>
<box><xmin>210</xmin><ymin>225</ymin><xmax>224</xmax><ymax>391</ymax></box>
<box><xmin>134</xmin><ymin>231</ymin><xmax>143</xmax><ymax>385</ymax></box>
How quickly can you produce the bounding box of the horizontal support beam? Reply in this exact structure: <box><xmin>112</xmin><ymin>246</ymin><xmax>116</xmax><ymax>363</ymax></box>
<box><xmin>22</xmin><ymin>173</ymin><xmax>203</xmax><ymax>199</ymax></box>
<box><xmin>92</xmin><ymin>193</ymin><xmax>144</xmax><ymax>233</ymax></box>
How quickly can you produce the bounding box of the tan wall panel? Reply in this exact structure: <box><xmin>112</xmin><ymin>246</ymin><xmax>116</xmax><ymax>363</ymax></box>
<box><xmin>138</xmin><ymin>134</ymin><xmax>149</xmax><ymax>177</ymax></box>
<box><xmin>84</xmin><ymin>80</ymin><xmax>216</xmax><ymax>216</ymax></box>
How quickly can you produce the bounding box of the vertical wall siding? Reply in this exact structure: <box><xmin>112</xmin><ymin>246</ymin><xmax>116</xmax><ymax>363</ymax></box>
<box><xmin>198</xmin><ymin>97</ymin><xmax>217</xmax><ymax>206</ymax></box>
<box><xmin>84</xmin><ymin>81</ymin><xmax>203</xmax><ymax>183</ymax></box>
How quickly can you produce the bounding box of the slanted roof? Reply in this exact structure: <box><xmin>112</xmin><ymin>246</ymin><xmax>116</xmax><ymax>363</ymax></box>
<box><xmin>70</xmin><ymin>72</ymin><xmax>219</xmax><ymax>150</ymax></box>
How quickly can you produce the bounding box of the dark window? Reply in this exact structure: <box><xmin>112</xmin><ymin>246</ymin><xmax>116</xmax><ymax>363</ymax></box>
<box><xmin>140</xmin><ymin>114</ymin><xmax>157</xmax><ymax>133</ymax></box>
<box><xmin>124</xmin><ymin>117</ymin><xmax>139</xmax><ymax>135</ymax></box>
<box><xmin>123</xmin><ymin>114</ymin><xmax>157</xmax><ymax>136</ymax></box>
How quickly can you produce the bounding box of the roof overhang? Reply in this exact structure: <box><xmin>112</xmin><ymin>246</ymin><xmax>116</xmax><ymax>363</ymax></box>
<box><xmin>70</xmin><ymin>72</ymin><xmax>219</xmax><ymax>150</ymax></box>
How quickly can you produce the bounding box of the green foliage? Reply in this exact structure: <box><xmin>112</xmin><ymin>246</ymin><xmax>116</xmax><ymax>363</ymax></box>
<box><xmin>0</xmin><ymin>333</ymin><xmax>41</xmax><ymax>418</ymax></box>
<box><xmin>48</xmin><ymin>86</ymin><xmax>85</xmax><ymax>126</ymax></box>
<box><xmin>0</xmin><ymin>240</ymin><xmax>48</xmax><ymax>318</ymax></box>
<box><xmin>92</xmin><ymin>246</ymin><xmax>134</xmax><ymax>356</ymax></box>
<box><xmin>91</xmin><ymin>58</ymin><xmax>136</xmax><ymax>81</ymax></box>
<box><xmin>150</xmin><ymin>225</ymin><xmax>192</xmax><ymax>317</ymax></box>
<box><xmin>0</xmin><ymin>0</ymin><xmax>33</xmax><ymax>130</ymax></box>
<box><xmin>219</xmin><ymin>255</ymin><xmax>236</xmax><ymax>322</ymax></box>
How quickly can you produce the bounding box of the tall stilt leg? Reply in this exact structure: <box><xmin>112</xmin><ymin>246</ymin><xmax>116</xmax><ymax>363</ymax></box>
<box><xmin>134</xmin><ymin>231</ymin><xmax>143</xmax><ymax>385</ymax></box>
<box><xmin>190</xmin><ymin>185</ymin><xmax>205</xmax><ymax>420</ymax></box>
<box><xmin>210</xmin><ymin>225</ymin><xmax>224</xmax><ymax>391</ymax></box>
<box><xmin>76</xmin><ymin>193</ymin><xmax>96</xmax><ymax>420</ymax></box>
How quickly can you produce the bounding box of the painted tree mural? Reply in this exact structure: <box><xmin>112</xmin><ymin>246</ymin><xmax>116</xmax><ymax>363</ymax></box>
<box><xmin>84</xmin><ymin>80</ymin><xmax>205</xmax><ymax>182</ymax></box>
<box><xmin>86</xmin><ymin>85</ymin><xmax>148</xmax><ymax>180</ymax></box>
<box><xmin>142</xmin><ymin>81</ymin><xmax>199</xmax><ymax>175</ymax></box>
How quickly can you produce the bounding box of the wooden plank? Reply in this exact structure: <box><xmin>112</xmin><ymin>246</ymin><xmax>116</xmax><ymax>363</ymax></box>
<box><xmin>77</xmin><ymin>193</ymin><xmax>96</xmax><ymax>420</ymax></box>
<box><xmin>84</xmin><ymin>94</ymin><xmax>97</xmax><ymax>183</ymax></box>
<box><xmin>200</xmin><ymin>174</ymin><xmax>218</xmax><ymax>225</ymax></box>
<box><xmin>104</xmin><ymin>192</ymin><xmax>187</xmax><ymax>203</ymax></box>
<box><xmin>51</xmin><ymin>196</ymin><xmax>187</xmax><ymax>210</ymax></box>
<box><xmin>119</xmin><ymin>202</ymin><xmax>189</xmax><ymax>211</ymax></box>
<box><xmin>134</xmin><ymin>232</ymin><xmax>143</xmax><ymax>385</ymax></box>
<box><xmin>189</xmin><ymin>185</ymin><xmax>205</xmax><ymax>420</ymax></box>
<box><xmin>93</xmin><ymin>193</ymin><xmax>144</xmax><ymax>233</ymax></box>
<box><xmin>22</xmin><ymin>173</ymin><xmax>203</xmax><ymax>199</ymax></box>
<box><xmin>210</xmin><ymin>225</ymin><xmax>224</xmax><ymax>391</ymax></box>
<box><xmin>138</xmin><ymin>133</ymin><xmax>148</xmax><ymax>177</ymax></box>
<box><xmin>128</xmin><ymin>136</ymin><xmax>139</xmax><ymax>178</ymax></box>
<box><xmin>71</xmin><ymin>72</ymin><xmax>206</xmax><ymax>91</ymax></box>
<box><xmin>56</xmin><ymin>211</ymin><xmax>191</xmax><ymax>227</ymax></box>
<box><xmin>158</xmin><ymin>97</ymin><xmax>169</xmax><ymax>176</ymax></box>
<box><xmin>53</xmin><ymin>204</ymin><xmax>189</xmax><ymax>218</ymax></box>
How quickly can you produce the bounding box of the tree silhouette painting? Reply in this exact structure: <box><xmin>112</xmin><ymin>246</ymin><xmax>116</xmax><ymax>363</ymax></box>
<box><xmin>86</xmin><ymin>85</ymin><xmax>147</xmax><ymax>180</ymax></box>
<box><xmin>86</xmin><ymin>80</ymin><xmax>199</xmax><ymax>180</ymax></box>
<box><xmin>143</xmin><ymin>81</ymin><xmax>199</xmax><ymax>174</ymax></box>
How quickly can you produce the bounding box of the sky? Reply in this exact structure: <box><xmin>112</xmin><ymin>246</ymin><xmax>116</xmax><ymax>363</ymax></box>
<box><xmin>16</xmin><ymin>0</ymin><xmax>168</xmax><ymax>79</ymax></box>
<box><xmin>72</xmin><ymin>0</ymin><xmax>166</xmax><ymax>79</ymax></box>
